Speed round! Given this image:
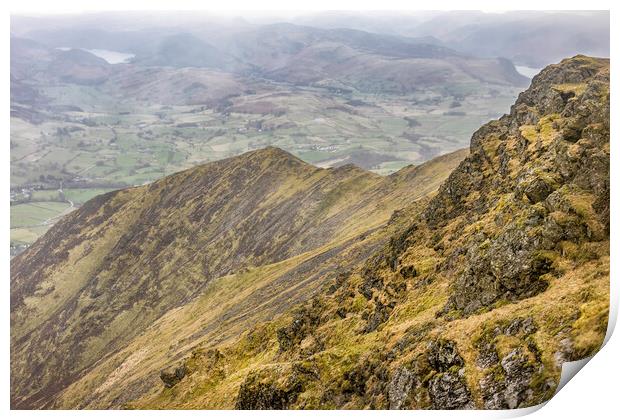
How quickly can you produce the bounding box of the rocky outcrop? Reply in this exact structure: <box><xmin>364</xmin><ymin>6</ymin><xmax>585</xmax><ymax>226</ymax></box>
<box><xmin>424</xmin><ymin>340</ymin><xmax>473</xmax><ymax>409</ymax></box>
<box><xmin>386</xmin><ymin>339</ymin><xmax>473</xmax><ymax>410</ymax></box>
<box><xmin>475</xmin><ymin>317</ymin><xmax>555</xmax><ymax>409</ymax></box>
<box><xmin>387</xmin><ymin>367</ymin><xmax>416</xmax><ymax>409</ymax></box>
<box><xmin>428</xmin><ymin>371</ymin><xmax>473</xmax><ymax>410</ymax></box>
<box><xmin>427</xmin><ymin>55</ymin><xmax>610</xmax><ymax>315</ymax></box>
<box><xmin>446</xmin><ymin>223</ymin><xmax>552</xmax><ymax>314</ymax></box>
<box><xmin>160</xmin><ymin>362</ymin><xmax>188</xmax><ymax>388</ymax></box>
<box><xmin>235</xmin><ymin>371</ymin><xmax>304</xmax><ymax>409</ymax></box>
<box><xmin>479</xmin><ymin>348</ymin><xmax>535</xmax><ymax>409</ymax></box>
<box><xmin>277</xmin><ymin>299</ymin><xmax>324</xmax><ymax>352</ymax></box>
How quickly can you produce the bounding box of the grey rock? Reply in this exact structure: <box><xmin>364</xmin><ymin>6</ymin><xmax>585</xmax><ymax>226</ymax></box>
<box><xmin>427</xmin><ymin>340</ymin><xmax>464</xmax><ymax>372</ymax></box>
<box><xmin>522</xmin><ymin>176</ymin><xmax>555</xmax><ymax>204</ymax></box>
<box><xmin>428</xmin><ymin>371</ymin><xmax>473</xmax><ymax>409</ymax></box>
<box><xmin>505</xmin><ymin>317</ymin><xmax>537</xmax><ymax>336</ymax></box>
<box><xmin>447</xmin><ymin>224</ymin><xmax>551</xmax><ymax>315</ymax></box>
<box><xmin>388</xmin><ymin>366</ymin><xmax>416</xmax><ymax>409</ymax></box>
<box><xmin>476</xmin><ymin>342</ymin><xmax>500</xmax><ymax>369</ymax></box>
<box><xmin>235</xmin><ymin>373</ymin><xmax>303</xmax><ymax>409</ymax></box>
<box><xmin>480</xmin><ymin>348</ymin><xmax>535</xmax><ymax>409</ymax></box>
<box><xmin>399</xmin><ymin>264</ymin><xmax>417</xmax><ymax>279</ymax></box>
<box><xmin>363</xmin><ymin>299</ymin><xmax>392</xmax><ymax>333</ymax></box>
<box><xmin>554</xmin><ymin>337</ymin><xmax>574</xmax><ymax>366</ymax></box>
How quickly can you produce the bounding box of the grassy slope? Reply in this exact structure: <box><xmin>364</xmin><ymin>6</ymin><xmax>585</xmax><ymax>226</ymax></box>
<box><xmin>11</xmin><ymin>146</ymin><xmax>466</xmax><ymax>409</ymax></box>
<box><xmin>125</xmin><ymin>256</ymin><xmax>607</xmax><ymax>409</ymax></box>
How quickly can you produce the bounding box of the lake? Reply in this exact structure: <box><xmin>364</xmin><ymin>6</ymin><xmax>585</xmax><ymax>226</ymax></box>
<box><xmin>56</xmin><ymin>47</ymin><xmax>135</xmax><ymax>64</ymax></box>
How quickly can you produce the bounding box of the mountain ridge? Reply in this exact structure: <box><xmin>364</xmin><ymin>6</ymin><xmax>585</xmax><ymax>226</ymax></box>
<box><xmin>11</xmin><ymin>143</ymin><xmax>466</xmax><ymax>409</ymax></box>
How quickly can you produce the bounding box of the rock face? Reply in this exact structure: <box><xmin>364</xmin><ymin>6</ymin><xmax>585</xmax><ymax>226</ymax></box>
<box><xmin>427</xmin><ymin>55</ymin><xmax>610</xmax><ymax>315</ymax></box>
<box><xmin>427</xmin><ymin>340</ymin><xmax>464</xmax><ymax>371</ymax></box>
<box><xmin>475</xmin><ymin>317</ymin><xmax>549</xmax><ymax>409</ymax></box>
<box><xmin>277</xmin><ymin>299</ymin><xmax>324</xmax><ymax>352</ymax></box>
<box><xmin>428</xmin><ymin>371</ymin><xmax>472</xmax><ymax>410</ymax></box>
<box><xmin>387</xmin><ymin>367</ymin><xmax>415</xmax><ymax>409</ymax></box>
<box><xmin>424</xmin><ymin>341</ymin><xmax>473</xmax><ymax>409</ymax></box>
<box><xmin>385</xmin><ymin>339</ymin><xmax>473</xmax><ymax>410</ymax></box>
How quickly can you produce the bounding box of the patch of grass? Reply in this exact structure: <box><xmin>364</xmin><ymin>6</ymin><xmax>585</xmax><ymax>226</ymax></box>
<box><xmin>520</xmin><ymin>125</ymin><xmax>538</xmax><ymax>142</ymax></box>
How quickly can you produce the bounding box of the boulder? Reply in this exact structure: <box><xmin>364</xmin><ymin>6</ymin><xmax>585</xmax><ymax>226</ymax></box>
<box><xmin>427</xmin><ymin>340</ymin><xmax>464</xmax><ymax>372</ymax></box>
<box><xmin>160</xmin><ymin>363</ymin><xmax>187</xmax><ymax>388</ymax></box>
<box><xmin>399</xmin><ymin>264</ymin><xmax>417</xmax><ymax>279</ymax></box>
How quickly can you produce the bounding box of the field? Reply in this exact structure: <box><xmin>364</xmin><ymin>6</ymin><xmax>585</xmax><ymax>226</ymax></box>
<box><xmin>12</xmin><ymin>78</ymin><xmax>521</xmax><ymax>183</ymax></box>
<box><xmin>63</xmin><ymin>188</ymin><xmax>117</xmax><ymax>204</ymax></box>
<box><xmin>10</xmin><ymin>201</ymin><xmax>71</xmax><ymax>227</ymax></box>
<box><xmin>9</xmin><ymin>188</ymin><xmax>118</xmax><ymax>255</ymax></box>
<box><xmin>10</xmin><ymin>201</ymin><xmax>72</xmax><ymax>254</ymax></box>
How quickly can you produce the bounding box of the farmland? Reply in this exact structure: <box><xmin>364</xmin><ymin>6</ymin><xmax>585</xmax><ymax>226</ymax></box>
<box><xmin>10</xmin><ymin>78</ymin><xmax>520</xmax><ymax>252</ymax></box>
<box><xmin>11</xmin><ymin>80</ymin><xmax>520</xmax><ymax>185</ymax></box>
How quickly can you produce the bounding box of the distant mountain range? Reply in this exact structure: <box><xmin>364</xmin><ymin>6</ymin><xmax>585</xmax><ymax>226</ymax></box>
<box><xmin>11</xmin><ymin>20</ymin><xmax>530</xmax><ymax>91</ymax></box>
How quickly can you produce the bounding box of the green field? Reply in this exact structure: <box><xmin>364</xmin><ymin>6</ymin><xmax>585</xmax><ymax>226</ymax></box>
<box><xmin>11</xmin><ymin>82</ymin><xmax>520</xmax><ymax>188</ymax></box>
<box><xmin>10</xmin><ymin>187</ymin><xmax>118</xmax><ymax>250</ymax></box>
<box><xmin>11</xmin><ymin>201</ymin><xmax>71</xmax><ymax>228</ymax></box>
<box><xmin>30</xmin><ymin>190</ymin><xmax>62</xmax><ymax>201</ymax></box>
<box><xmin>11</xmin><ymin>225</ymin><xmax>50</xmax><ymax>247</ymax></box>
<box><xmin>10</xmin><ymin>201</ymin><xmax>72</xmax><ymax>251</ymax></box>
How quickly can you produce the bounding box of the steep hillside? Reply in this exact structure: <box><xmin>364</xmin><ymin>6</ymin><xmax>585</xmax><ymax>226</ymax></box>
<box><xmin>47</xmin><ymin>49</ymin><xmax>112</xmax><ymax>85</ymax></box>
<box><xmin>263</xmin><ymin>41</ymin><xmax>525</xmax><ymax>92</ymax></box>
<box><xmin>10</xmin><ymin>37</ymin><xmax>55</xmax><ymax>79</ymax></box>
<box><xmin>10</xmin><ymin>37</ymin><xmax>112</xmax><ymax>85</ymax></box>
<box><xmin>11</xmin><ymin>146</ymin><xmax>466</xmax><ymax>408</ymax></box>
<box><xmin>133</xmin><ymin>33</ymin><xmax>248</xmax><ymax>72</ymax></box>
<box><xmin>120</xmin><ymin>56</ymin><xmax>606</xmax><ymax>410</ymax></box>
